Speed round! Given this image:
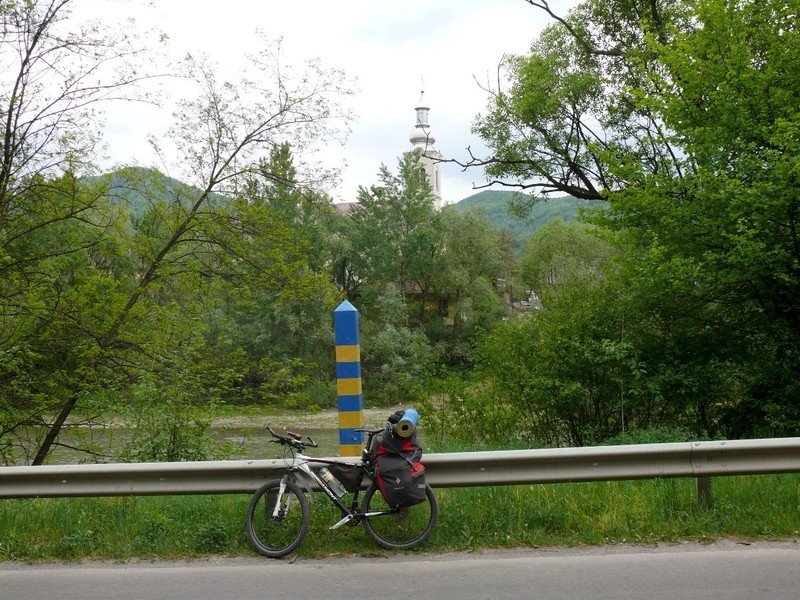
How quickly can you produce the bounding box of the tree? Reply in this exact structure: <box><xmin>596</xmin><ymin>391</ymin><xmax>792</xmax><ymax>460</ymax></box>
<box><xmin>0</xmin><ymin>5</ymin><xmax>354</xmax><ymax>463</ymax></box>
<box><xmin>332</xmin><ymin>152</ymin><xmax>443</xmax><ymax>400</ymax></box>
<box><xmin>474</xmin><ymin>221</ymin><xmax>636</xmax><ymax>446</ymax></box>
<box><xmin>1</xmin><ymin>0</ymin><xmax>161</xmax><ymax>464</ymax></box>
<box><xmin>431</xmin><ymin>207</ymin><xmax>509</xmax><ymax>363</ymax></box>
<box><xmin>32</xmin><ymin>48</ymin><xmax>350</xmax><ymax>463</ymax></box>
<box><xmin>0</xmin><ymin>0</ymin><xmax>155</xmax><ymax>204</ymax></box>
<box><xmin>475</xmin><ymin>266</ymin><xmax>745</xmax><ymax>447</ymax></box>
<box><xmin>357</xmin><ymin>284</ymin><xmax>438</xmax><ymax>404</ymax></box>
<box><xmin>604</xmin><ymin>0</ymin><xmax>800</xmax><ymax>435</ymax></box>
<box><xmin>349</xmin><ymin>149</ymin><xmax>438</xmax><ymax>302</ymax></box>
<box><xmin>520</xmin><ymin>219</ymin><xmax>614</xmax><ymax>303</ymax></box>
<box><xmin>467</xmin><ymin>0</ymin><xmax>800</xmax><ymax>437</ymax></box>
<box><xmin>201</xmin><ymin>144</ymin><xmax>344</xmax><ymax>409</ymax></box>
<box><xmin>460</xmin><ymin>0</ymin><xmax>685</xmax><ymax>202</ymax></box>
<box><xmin>0</xmin><ymin>0</ymin><xmax>156</xmax><ymax>327</ymax></box>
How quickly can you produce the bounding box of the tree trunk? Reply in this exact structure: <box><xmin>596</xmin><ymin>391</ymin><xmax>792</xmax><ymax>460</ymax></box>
<box><xmin>32</xmin><ymin>396</ymin><xmax>77</xmax><ymax>465</ymax></box>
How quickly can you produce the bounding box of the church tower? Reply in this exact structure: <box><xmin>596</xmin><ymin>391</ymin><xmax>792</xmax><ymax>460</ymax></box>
<box><xmin>408</xmin><ymin>90</ymin><xmax>443</xmax><ymax>210</ymax></box>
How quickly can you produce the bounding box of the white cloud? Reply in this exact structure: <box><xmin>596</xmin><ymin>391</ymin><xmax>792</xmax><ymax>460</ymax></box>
<box><xmin>87</xmin><ymin>0</ymin><xmax>578</xmax><ymax>203</ymax></box>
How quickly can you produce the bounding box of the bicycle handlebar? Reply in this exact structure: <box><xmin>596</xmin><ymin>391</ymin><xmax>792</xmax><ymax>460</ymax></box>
<box><xmin>267</xmin><ymin>426</ymin><xmax>318</xmax><ymax>451</ymax></box>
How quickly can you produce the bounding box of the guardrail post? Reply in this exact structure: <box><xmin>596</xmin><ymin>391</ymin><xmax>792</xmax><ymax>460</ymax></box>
<box><xmin>334</xmin><ymin>300</ymin><xmax>364</xmax><ymax>457</ymax></box>
<box><xmin>696</xmin><ymin>476</ymin><xmax>713</xmax><ymax>510</ymax></box>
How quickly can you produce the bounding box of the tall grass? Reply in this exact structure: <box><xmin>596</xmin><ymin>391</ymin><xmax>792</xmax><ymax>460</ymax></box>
<box><xmin>1</xmin><ymin>474</ymin><xmax>798</xmax><ymax>561</ymax></box>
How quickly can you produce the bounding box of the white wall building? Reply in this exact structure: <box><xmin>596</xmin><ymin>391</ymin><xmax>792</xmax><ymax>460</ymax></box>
<box><xmin>334</xmin><ymin>90</ymin><xmax>443</xmax><ymax>215</ymax></box>
<box><xmin>408</xmin><ymin>91</ymin><xmax>443</xmax><ymax>210</ymax></box>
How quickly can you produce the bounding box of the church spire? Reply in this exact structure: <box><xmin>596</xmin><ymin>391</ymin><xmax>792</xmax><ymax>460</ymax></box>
<box><xmin>408</xmin><ymin>85</ymin><xmax>442</xmax><ymax>209</ymax></box>
<box><xmin>410</xmin><ymin>88</ymin><xmax>435</xmax><ymax>148</ymax></box>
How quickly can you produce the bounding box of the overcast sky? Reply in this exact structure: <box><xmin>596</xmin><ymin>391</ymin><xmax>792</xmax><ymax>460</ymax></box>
<box><xmin>87</xmin><ymin>0</ymin><xmax>577</xmax><ymax>204</ymax></box>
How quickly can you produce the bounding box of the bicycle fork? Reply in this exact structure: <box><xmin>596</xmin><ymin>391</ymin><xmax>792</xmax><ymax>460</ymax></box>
<box><xmin>268</xmin><ymin>477</ymin><xmax>293</xmax><ymax>519</ymax></box>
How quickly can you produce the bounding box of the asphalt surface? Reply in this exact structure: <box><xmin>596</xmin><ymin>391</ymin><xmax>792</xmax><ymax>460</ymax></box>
<box><xmin>1</xmin><ymin>540</ymin><xmax>799</xmax><ymax>600</ymax></box>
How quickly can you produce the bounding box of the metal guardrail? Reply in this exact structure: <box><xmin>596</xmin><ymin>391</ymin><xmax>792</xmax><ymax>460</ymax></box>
<box><xmin>1</xmin><ymin>438</ymin><xmax>799</xmax><ymax>501</ymax></box>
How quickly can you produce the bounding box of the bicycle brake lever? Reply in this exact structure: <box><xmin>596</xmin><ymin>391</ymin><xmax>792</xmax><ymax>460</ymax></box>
<box><xmin>307</xmin><ymin>437</ymin><xmax>318</xmax><ymax>448</ymax></box>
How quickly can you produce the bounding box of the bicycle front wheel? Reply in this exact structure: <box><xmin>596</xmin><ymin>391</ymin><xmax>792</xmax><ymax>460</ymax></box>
<box><xmin>361</xmin><ymin>482</ymin><xmax>438</xmax><ymax>549</ymax></box>
<box><xmin>247</xmin><ymin>479</ymin><xmax>309</xmax><ymax>558</ymax></box>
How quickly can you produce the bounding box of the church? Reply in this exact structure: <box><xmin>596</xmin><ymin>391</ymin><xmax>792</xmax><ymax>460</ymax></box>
<box><xmin>408</xmin><ymin>90</ymin><xmax>443</xmax><ymax>211</ymax></box>
<box><xmin>335</xmin><ymin>90</ymin><xmax>443</xmax><ymax>213</ymax></box>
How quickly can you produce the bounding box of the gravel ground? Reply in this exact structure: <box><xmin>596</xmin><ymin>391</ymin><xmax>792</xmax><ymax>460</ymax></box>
<box><xmin>213</xmin><ymin>408</ymin><xmax>400</xmax><ymax>430</ymax></box>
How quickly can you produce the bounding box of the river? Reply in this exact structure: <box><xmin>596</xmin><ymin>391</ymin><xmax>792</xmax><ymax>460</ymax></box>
<box><xmin>35</xmin><ymin>408</ymin><xmax>405</xmax><ymax>465</ymax></box>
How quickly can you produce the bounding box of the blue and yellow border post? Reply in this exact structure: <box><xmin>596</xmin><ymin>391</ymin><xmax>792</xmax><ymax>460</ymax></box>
<box><xmin>334</xmin><ymin>300</ymin><xmax>364</xmax><ymax>456</ymax></box>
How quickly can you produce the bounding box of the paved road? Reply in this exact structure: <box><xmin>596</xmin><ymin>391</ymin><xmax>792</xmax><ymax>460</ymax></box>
<box><xmin>1</xmin><ymin>541</ymin><xmax>799</xmax><ymax>599</ymax></box>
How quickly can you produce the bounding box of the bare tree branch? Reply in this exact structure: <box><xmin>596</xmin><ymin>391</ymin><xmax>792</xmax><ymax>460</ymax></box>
<box><xmin>523</xmin><ymin>0</ymin><xmax>624</xmax><ymax>57</ymax></box>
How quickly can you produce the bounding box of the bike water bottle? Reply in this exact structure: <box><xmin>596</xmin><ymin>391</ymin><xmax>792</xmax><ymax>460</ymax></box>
<box><xmin>319</xmin><ymin>467</ymin><xmax>347</xmax><ymax>498</ymax></box>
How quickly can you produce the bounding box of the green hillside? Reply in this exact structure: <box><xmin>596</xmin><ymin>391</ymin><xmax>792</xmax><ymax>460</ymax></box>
<box><xmin>452</xmin><ymin>189</ymin><xmax>598</xmax><ymax>244</ymax></box>
<box><xmin>87</xmin><ymin>171</ymin><xmax>593</xmax><ymax>249</ymax></box>
<box><xmin>85</xmin><ymin>167</ymin><xmax>230</xmax><ymax>217</ymax></box>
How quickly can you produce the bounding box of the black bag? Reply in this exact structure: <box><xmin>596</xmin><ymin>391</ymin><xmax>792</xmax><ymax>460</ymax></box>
<box><xmin>377</xmin><ymin>426</ymin><xmax>421</xmax><ymax>459</ymax></box>
<box><xmin>374</xmin><ymin>411</ymin><xmax>427</xmax><ymax>508</ymax></box>
<box><xmin>328</xmin><ymin>463</ymin><xmax>363</xmax><ymax>493</ymax></box>
<box><xmin>376</xmin><ymin>453</ymin><xmax>427</xmax><ymax>508</ymax></box>
<box><xmin>365</xmin><ymin>416</ymin><xmax>421</xmax><ymax>464</ymax></box>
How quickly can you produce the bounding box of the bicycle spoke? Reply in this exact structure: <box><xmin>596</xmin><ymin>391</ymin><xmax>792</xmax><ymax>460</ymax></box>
<box><xmin>361</xmin><ymin>483</ymin><xmax>438</xmax><ymax>549</ymax></box>
<box><xmin>247</xmin><ymin>480</ymin><xmax>309</xmax><ymax>558</ymax></box>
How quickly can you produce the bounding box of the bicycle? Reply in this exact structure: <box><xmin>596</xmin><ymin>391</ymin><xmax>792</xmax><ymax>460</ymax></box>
<box><xmin>246</xmin><ymin>426</ymin><xmax>438</xmax><ymax>558</ymax></box>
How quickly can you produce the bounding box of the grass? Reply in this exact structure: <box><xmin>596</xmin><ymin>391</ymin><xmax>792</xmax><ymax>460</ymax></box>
<box><xmin>1</xmin><ymin>474</ymin><xmax>798</xmax><ymax>562</ymax></box>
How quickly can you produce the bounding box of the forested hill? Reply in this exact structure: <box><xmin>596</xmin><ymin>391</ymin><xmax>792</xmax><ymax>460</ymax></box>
<box><xmin>452</xmin><ymin>190</ymin><xmax>598</xmax><ymax>242</ymax></box>
<box><xmin>92</xmin><ymin>169</ymin><xmax>594</xmax><ymax>246</ymax></box>
<box><xmin>85</xmin><ymin>167</ymin><xmax>230</xmax><ymax>216</ymax></box>
<box><xmin>92</xmin><ymin>169</ymin><xmax>592</xmax><ymax>237</ymax></box>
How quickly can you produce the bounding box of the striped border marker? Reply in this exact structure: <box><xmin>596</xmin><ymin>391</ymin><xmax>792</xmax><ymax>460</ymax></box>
<box><xmin>334</xmin><ymin>300</ymin><xmax>364</xmax><ymax>456</ymax></box>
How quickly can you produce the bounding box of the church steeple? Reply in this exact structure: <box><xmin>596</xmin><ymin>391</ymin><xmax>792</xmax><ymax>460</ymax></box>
<box><xmin>408</xmin><ymin>87</ymin><xmax>442</xmax><ymax>209</ymax></box>
<box><xmin>410</xmin><ymin>90</ymin><xmax>435</xmax><ymax>147</ymax></box>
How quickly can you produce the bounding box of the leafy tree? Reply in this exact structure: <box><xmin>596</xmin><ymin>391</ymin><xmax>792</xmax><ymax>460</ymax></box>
<box><xmin>348</xmin><ymin>149</ymin><xmax>438</xmax><ymax>303</ymax></box>
<box><xmin>520</xmin><ymin>219</ymin><xmax>615</xmax><ymax>303</ymax></box>
<box><xmin>344</xmin><ymin>153</ymin><xmax>512</xmax><ymax>370</ymax></box>
<box><xmin>326</xmin><ymin>208</ymin><xmax>364</xmax><ymax>299</ymax></box>
<box><xmin>0</xmin><ymin>4</ymin><xmax>354</xmax><ymax>463</ymax></box>
<box><xmin>431</xmin><ymin>207</ymin><xmax>510</xmax><ymax>363</ymax></box>
<box><xmin>0</xmin><ymin>0</ymin><xmax>160</xmax><ymax>464</ymax></box>
<box><xmin>475</xmin><ymin>271</ymin><xmax>740</xmax><ymax>447</ymax></box>
<box><xmin>622</xmin><ymin>0</ymin><xmax>800</xmax><ymax>434</ymax></box>
<box><xmin>201</xmin><ymin>144</ymin><xmax>344</xmax><ymax>409</ymax></box>
<box><xmin>110</xmin><ymin>332</ymin><xmax>240</xmax><ymax>463</ymax></box>
<box><xmin>0</xmin><ymin>172</ymin><xmax>134</xmax><ymax>464</ymax></box>
<box><xmin>0</xmin><ymin>0</ymin><xmax>156</xmax><ymax>203</ymax></box>
<box><xmin>358</xmin><ymin>285</ymin><xmax>438</xmax><ymax>405</ymax></box>
<box><xmin>468</xmin><ymin>0</ymin><xmax>800</xmax><ymax>438</ymax></box>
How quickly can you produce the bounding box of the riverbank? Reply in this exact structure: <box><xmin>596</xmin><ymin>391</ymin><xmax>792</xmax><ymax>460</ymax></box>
<box><xmin>38</xmin><ymin>407</ymin><xmax>405</xmax><ymax>465</ymax></box>
<box><xmin>213</xmin><ymin>407</ymin><xmax>397</xmax><ymax>431</ymax></box>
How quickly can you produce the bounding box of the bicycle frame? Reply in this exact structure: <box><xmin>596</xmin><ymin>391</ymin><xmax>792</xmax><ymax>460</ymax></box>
<box><xmin>276</xmin><ymin>452</ymin><xmax>395</xmax><ymax>530</ymax></box>
<box><xmin>248</xmin><ymin>426</ymin><xmax>438</xmax><ymax>557</ymax></box>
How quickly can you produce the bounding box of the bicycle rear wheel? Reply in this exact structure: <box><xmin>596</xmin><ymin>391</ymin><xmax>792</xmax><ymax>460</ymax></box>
<box><xmin>361</xmin><ymin>482</ymin><xmax>438</xmax><ymax>549</ymax></box>
<box><xmin>247</xmin><ymin>479</ymin><xmax>309</xmax><ymax>558</ymax></box>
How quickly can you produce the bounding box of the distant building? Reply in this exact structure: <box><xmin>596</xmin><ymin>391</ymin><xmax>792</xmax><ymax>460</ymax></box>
<box><xmin>333</xmin><ymin>202</ymin><xmax>358</xmax><ymax>215</ymax></box>
<box><xmin>334</xmin><ymin>89</ymin><xmax>442</xmax><ymax>211</ymax></box>
<box><xmin>408</xmin><ymin>90</ymin><xmax>443</xmax><ymax>210</ymax></box>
